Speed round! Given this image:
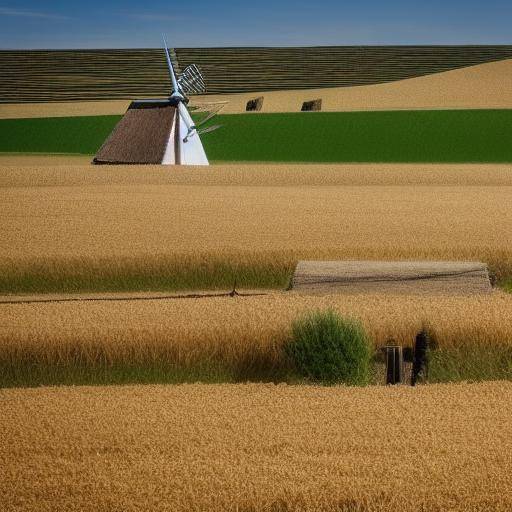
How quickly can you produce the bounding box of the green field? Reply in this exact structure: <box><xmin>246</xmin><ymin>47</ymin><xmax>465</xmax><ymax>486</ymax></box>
<box><xmin>0</xmin><ymin>115</ymin><xmax>121</xmax><ymax>155</ymax></box>
<box><xmin>1</xmin><ymin>109</ymin><xmax>512</xmax><ymax>162</ymax></box>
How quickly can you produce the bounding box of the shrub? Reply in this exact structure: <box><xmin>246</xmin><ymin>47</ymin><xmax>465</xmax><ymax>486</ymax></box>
<box><xmin>285</xmin><ymin>310</ymin><xmax>372</xmax><ymax>385</ymax></box>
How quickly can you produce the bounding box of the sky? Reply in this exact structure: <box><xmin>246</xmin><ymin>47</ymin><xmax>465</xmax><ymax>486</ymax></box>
<box><xmin>1</xmin><ymin>0</ymin><xmax>511</xmax><ymax>49</ymax></box>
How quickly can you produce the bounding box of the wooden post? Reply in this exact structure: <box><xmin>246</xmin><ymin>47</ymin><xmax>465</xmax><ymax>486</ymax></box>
<box><xmin>385</xmin><ymin>345</ymin><xmax>404</xmax><ymax>385</ymax></box>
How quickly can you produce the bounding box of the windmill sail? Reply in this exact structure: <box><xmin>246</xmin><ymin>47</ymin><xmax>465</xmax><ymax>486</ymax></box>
<box><xmin>162</xmin><ymin>35</ymin><xmax>182</xmax><ymax>98</ymax></box>
<box><xmin>178</xmin><ymin>65</ymin><xmax>207</xmax><ymax>95</ymax></box>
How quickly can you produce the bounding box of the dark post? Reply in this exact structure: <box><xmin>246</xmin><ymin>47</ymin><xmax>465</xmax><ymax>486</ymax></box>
<box><xmin>411</xmin><ymin>330</ymin><xmax>429</xmax><ymax>386</ymax></box>
<box><xmin>385</xmin><ymin>345</ymin><xmax>404</xmax><ymax>385</ymax></box>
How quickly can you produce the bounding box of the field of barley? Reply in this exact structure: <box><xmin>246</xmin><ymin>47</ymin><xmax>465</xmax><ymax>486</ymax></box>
<box><xmin>1</xmin><ymin>381</ymin><xmax>511</xmax><ymax>512</ymax></box>
<box><xmin>1</xmin><ymin>163</ymin><xmax>512</xmax><ymax>294</ymax></box>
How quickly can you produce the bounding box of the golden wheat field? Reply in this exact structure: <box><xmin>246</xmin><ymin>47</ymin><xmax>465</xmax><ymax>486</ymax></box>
<box><xmin>1</xmin><ymin>291</ymin><xmax>512</xmax><ymax>371</ymax></box>
<box><xmin>192</xmin><ymin>58</ymin><xmax>512</xmax><ymax>114</ymax></box>
<box><xmin>1</xmin><ymin>163</ymin><xmax>512</xmax><ymax>287</ymax></box>
<box><xmin>1</xmin><ymin>381</ymin><xmax>511</xmax><ymax>512</ymax></box>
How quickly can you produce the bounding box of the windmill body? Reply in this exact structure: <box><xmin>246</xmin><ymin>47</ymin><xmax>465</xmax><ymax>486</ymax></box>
<box><xmin>93</xmin><ymin>37</ymin><xmax>210</xmax><ymax>166</ymax></box>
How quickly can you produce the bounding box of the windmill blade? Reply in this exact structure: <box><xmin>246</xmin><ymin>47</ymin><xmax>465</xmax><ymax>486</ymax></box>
<box><xmin>162</xmin><ymin>34</ymin><xmax>181</xmax><ymax>96</ymax></box>
<box><xmin>178</xmin><ymin>64</ymin><xmax>206</xmax><ymax>95</ymax></box>
<box><xmin>197</xmin><ymin>124</ymin><xmax>222</xmax><ymax>136</ymax></box>
<box><xmin>188</xmin><ymin>100</ymin><xmax>227</xmax><ymax>128</ymax></box>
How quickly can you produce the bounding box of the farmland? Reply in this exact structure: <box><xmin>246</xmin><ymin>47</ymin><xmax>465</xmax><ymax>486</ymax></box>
<box><xmin>1</xmin><ymin>57</ymin><xmax>512</xmax><ymax>119</ymax></box>
<box><xmin>2</xmin><ymin>44</ymin><xmax>512</xmax><ymax>512</ymax></box>
<box><xmin>1</xmin><ymin>163</ymin><xmax>512</xmax><ymax>294</ymax></box>
<box><xmin>2</xmin><ymin>109</ymin><xmax>512</xmax><ymax>162</ymax></box>
<box><xmin>1</xmin><ymin>162</ymin><xmax>512</xmax><ymax>386</ymax></box>
<box><xmin>1</xmin><ymin>381</ymin><xmax>512</xmax><ymax>512</ymax></box>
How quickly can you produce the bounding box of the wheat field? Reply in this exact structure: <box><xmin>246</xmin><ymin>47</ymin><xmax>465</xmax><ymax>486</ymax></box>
<box><xmin>2</xmin><ymin>58</ymin><xmax>511</xmax><ymax>118</ymax></box>
<box><xmin>1</xmin><ymin>381</ymin><xmax>511</xmax><ymax>511</ymax></box>
<box><xmin>1</xmin><ymin>291</ymin><xmax>512</xmax><ymax>384</ymax></box>
<box><xmin>1</xmin><ymin>163</ymin><xmax>512</xmax><ymax>294</ymax></box>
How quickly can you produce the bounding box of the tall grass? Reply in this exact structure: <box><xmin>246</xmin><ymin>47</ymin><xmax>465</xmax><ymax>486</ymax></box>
<box><xmin>428</xmin><ymin>343</ymin><xmax>512</xmax><ymax>383</ymax></box>
<box><xmin>0</xmin><ymin>254</ymin><xmax>294</xmax><ymax>294</ymax></box>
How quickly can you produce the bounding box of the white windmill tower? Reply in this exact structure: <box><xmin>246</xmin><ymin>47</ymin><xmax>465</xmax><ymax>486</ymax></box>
<box><xmin>161</xmin><ymin>36</ymin><xmax>209</xmax><ymax>165</ymax></box>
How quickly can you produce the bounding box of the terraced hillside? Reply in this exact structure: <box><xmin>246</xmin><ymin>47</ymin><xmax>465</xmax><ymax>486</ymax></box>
<box><xmin>2</xmin><ymin>46</ymin><xmax>512</xmax><ymax>102</ymax></box>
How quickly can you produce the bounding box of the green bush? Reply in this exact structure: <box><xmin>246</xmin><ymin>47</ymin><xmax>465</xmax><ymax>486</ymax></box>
<box><xmin>285</xmin><ymin>310</ymin><xmax>372</xmax><ymax>385</ymax></box>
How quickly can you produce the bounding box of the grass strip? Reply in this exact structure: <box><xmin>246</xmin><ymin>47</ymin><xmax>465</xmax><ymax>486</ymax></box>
<box><xmin>0</xmin><ymin>256</ymin><xmax>295</xmax><ymax>295</ymax></box>
<box><xmin>0</xmin><ymin>257</ymin><xmax>510</xmax><ymax>296</ymax></box>
<box><xmin>2</xmin><ymin>345</ymin><xmax>511</xmax><ymax>388</ymax></box>
<box><xmin>428</xmin><ymin>344</ymin><xmax>512</xmax><ymax>383</ymax></box>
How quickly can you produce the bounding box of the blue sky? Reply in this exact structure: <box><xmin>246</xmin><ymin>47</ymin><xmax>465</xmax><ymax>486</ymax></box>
<box><xmin>1</xmin><ymin>0</ymin><xmax>511</xmax><ymax>49</ymax></box>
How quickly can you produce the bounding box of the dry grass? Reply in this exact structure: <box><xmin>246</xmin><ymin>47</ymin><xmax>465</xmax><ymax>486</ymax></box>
<box><xmin>1</xmin><ymin>381</ymin><xmax>511</xmax><ymax>511</ymax></box>
<box><xmin>1</xmin><ymin>291</ymin><xmax>512</xmax><ymax>381</ymax></box>
<box><xmin>1</xmin><ymin>163</ymin><xmax>512</xmax><ymax>294</ymax></box>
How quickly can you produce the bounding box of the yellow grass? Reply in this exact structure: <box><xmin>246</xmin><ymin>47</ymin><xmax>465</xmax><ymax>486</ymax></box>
<box><xmin>1</xmin><ymin>381</ymin><xmax>511</xmax><ymax>511</ymax></box>
<box><xmin>2</xmin><ymin>59</ymin><xmax>511</xmax><ymax>120</ymax></box>
<box><xmin>1</xmin><ymin>163</ymin><xmax>512</xmax><ymax>292</ymax></box>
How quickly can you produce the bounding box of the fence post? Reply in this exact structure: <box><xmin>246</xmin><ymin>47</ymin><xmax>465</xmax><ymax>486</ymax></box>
<box><xmin>385</xmin><ymin>345</ymin><xmax>404</xmax><ymax>385</ymax></box>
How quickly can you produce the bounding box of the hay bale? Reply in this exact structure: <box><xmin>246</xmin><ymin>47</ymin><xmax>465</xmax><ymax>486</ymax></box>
<box><xmin>246</xmin><ymin>97</ymin><xmax>264</xmax><ymax>111</ymax></box>
<box><xmin>301</xmin><ymin>99</ymin><xmax>322</xmax><ymax>111</ymax></box>
<box><xmin>291</xmin><ymin>261</ymin><xmax>492</xmax><ymax>295</ymax></box>
<box><xmin>93</xmin><ymin>102</ymin><xmax>175</xmax><ymax>165</ymax></box>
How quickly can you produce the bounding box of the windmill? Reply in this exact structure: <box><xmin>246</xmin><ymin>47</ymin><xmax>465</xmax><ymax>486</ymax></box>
<box><xmin>160</xmin><ymin>35</ymin><xmax>209</xmax><ymax>165</ymax></box>
<box><xmin>93</xmin><ymin>37</ymin><xmax>220</xmax><ymax>166</ymax></box>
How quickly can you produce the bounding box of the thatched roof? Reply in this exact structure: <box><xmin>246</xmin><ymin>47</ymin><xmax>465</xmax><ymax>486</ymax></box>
<box><xmin>93</xmin><ymin>102</ymin><xmax>175</xmax><ymax>165</ymax></box>
<box><xmin>291</xmin><ymin>261</ymin><xmax>492</xmax><ymax>295</ymax></box>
